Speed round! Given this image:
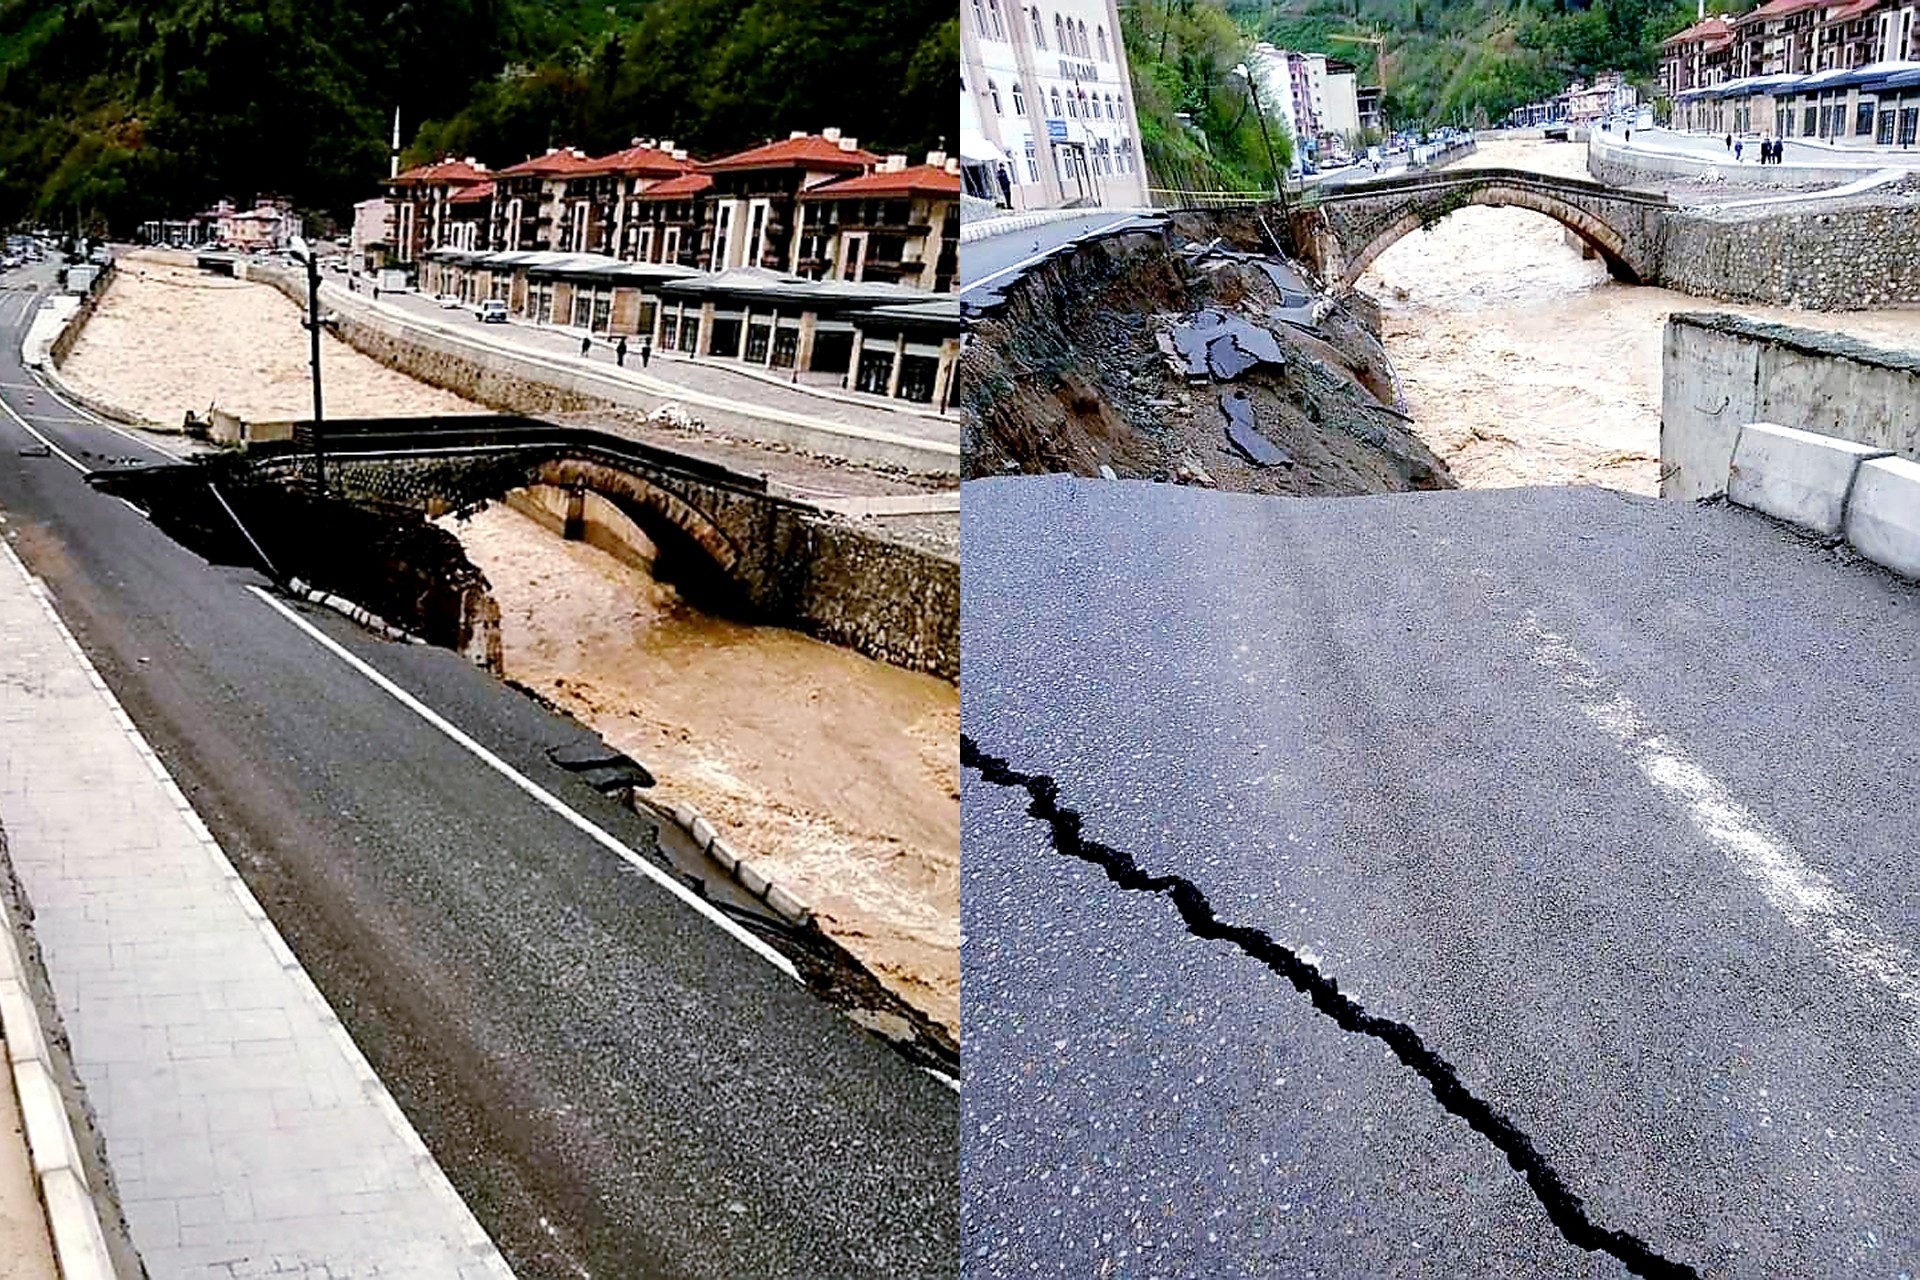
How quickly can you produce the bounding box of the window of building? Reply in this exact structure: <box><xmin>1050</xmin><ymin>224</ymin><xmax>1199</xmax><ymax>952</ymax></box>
<box><xmin>1054</xmin><ymin>13</ymin><xmax>1065</xmax><ymax>50</ymax></box>
<box><xmin>1857</xmin><ymin>99</ymin><xmax>1876</xmax><ymax>135</ymax></box>
<box><xmin>1025</xmin><ymin>141</ymin><xmax>1039</xmax><ymax>183</ymax></box>
<box><xmin>1098</xmin><ymin>25</ymin><xmax>1109</xmax><ymax>60</ymax></box>
<box><xmin>1879</xmin><ymin>105</ymin><xmax>1897</xmax><ymax>143</ymax></box>
<box><xmin>1107</xmin><ymin>94</ymin><xmax>1116</xmax><ymax>119</ymax></box>
<box><xmin>1803</xmin><ymin>104</ymin><xmax>1817</xmax><ymax>134</ymax></box>
<box><xmin>987</xmin><ymin>0</ymin><xmax>1006</xmax><ymax>38</ymax></box>
<box><xmin>1012</xmin><ymin>82</ymin><xmax>1026</xmax><ymax>115</ymax></box>
<box><xmin>1902</xmin><ymin>105</ymin><xmax>1919</xmax><ymax>146</ymax></box>
<box><xmin>989</xmin><ymin>80</ymin><xmax>1002</xmax><ymax>114</ymax></box>
<box><xmin>1032</xmin><ymin>6</ymin><xmax>1046</xmax><ymax>47</ymax></box>
<box><xmin>1078</xmin><ymin>20</ymin><xmax>1089</xmax><ymax>57</ymax></box>
<box><xmin>1051</xmin><ymin>87</ymin><xmax>1063</xmax><ymax>116</ymax></box>
<box><xmin>1066</xmin><ymin>93</ymin><xmax>1077</xmax><ymax>118</ymax></box>
<box><xmin>971</xmin><ymin>0</ymin><xmax>986</xmax><ymax>35</ymax></box>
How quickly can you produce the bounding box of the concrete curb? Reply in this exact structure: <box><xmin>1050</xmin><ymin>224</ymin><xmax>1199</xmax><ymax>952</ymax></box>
<box><xmin>961</xmin><ymin>207</ymin><xmax>1141</xmax><ymax>244</ymax></box>
<box><xmin>286</xmin><ymin>577</ymin><xmax>428</xmax><ymax>646</ymax></box>
<box><xmin>660</xmin><ymin>802</ymin><xmax>815</xmax><ymax>930</ymax></box>
<box><xmin>0</xmin><ymin>895</ymin><xmax>117</xmax><ymax>1279</ymax></box>
<box><xmin>1723</xmin><ymin>421</ymin><xmax>1920</xmax><ymax>578</ymax></box>
<box><xmin>32</xmin><ymin>359</ymin><xmax>164</xmax><ymax>433</ymax></box>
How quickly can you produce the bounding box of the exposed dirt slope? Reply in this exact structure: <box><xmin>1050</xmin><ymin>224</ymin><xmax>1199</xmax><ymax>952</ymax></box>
<box><xmin>963</xmin><ymin>210</ymin><xmax>1454</xmax><ymax>496</ymax></box>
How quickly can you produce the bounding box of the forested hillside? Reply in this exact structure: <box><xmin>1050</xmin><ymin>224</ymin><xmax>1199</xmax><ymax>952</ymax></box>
<box><xmin>1124</xmin><ymin>0</ymin><xmax>1740</xmax><ymax>192</ymax></box>
<box><xmin>0</xmin><ymin>0</ymin><xmax>955</xmax><ymax>233</ymax></box>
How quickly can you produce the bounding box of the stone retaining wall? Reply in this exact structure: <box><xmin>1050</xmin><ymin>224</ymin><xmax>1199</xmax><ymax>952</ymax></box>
<box><xmin>47</xmin><ymin>259</ymin><xmax>116</xmax><ymax>367</ymax></box>
<box><xmin>1587</xmin><ymin>131</ymin><xmax>1877</xmax><ymax>190</ymax></box>
<box><xmin>793</xmin><ymin>523</ymin><xmax>957</xmax><ymax>680</ymax></box>
<box><xmin>1658</xmin><ymin>205</ymin><xmax>1920</xmax><ymax>311</ymax></box>
<box><xmin>1661</xmin><ymin>311</ymin><xmax>1920</xmax><ymax>498</ymax></box>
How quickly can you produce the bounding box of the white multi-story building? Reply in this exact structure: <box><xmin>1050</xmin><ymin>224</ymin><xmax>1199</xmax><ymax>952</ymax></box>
<box><xmin>1249</xmin><ymin>43</ymin><xmax>1307</xmax><ymax>173</ymax></box>
<box><xmin>959</xmin><ymin>0</ymin><xmax>1149</xmax><ymax>210</ymax></box>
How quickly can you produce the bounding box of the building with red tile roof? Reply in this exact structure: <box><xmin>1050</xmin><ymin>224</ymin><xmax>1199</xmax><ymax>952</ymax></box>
<box><xmin>797</xmin><ymin>158</ymin><xmax>961</xmax><ymax>291</ymax></box>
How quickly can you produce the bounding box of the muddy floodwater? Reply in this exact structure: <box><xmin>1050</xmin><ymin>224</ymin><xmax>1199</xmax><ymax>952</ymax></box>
<box><xmin>443</xmin><ymin>504</ymin><xmax>960</xmax><ymax>1033</ymax></box>
<box><xmin>1362</xmin><ymin>137</ymin><xmax>1920</xmax><ymax>492</ymax></box>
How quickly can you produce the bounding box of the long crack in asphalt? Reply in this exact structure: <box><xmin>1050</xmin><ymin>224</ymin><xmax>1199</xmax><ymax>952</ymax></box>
<box><xmin>962</xmin><ymin>733</ymin><xmax>1699</xmax><ymax>1280</ymax></box>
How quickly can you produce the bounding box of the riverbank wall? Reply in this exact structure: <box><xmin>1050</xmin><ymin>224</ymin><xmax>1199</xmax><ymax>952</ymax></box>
<box><xmin>1588</xmin><ymin>129</ymin><xmax>1885</xmax><ymax>189</ymax></box>
<box><xmin>1657</xmin><ymin>204</ymin><xmax>1920</xmax><ymax>311</ymax></box>
<box><xmin>1661</xmin><ymin>311</ymin><xmax>1920</xmax><ymax>499</ymax></box>
<box><xmin>239</xmin><ymin>263</ymin><xmax>956</xmax><ymax>475</ymax></box>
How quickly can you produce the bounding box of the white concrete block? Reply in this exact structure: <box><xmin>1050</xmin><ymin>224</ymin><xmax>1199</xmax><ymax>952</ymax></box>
<box><xmin>707</xmin><ymin>838</ymin><xmax>740</xmax><ymax>873</ymax></box>
<box><xmin>1728</xmin><ymin>422</ymin><xmax>1890</xmax><ymax>535</ymax></box>
<box><xmin>0</xmin><ymin>978</ymin><xmax>48</xmax><ymax>1067</ymax></box>
<box><xmin>764</xmin><ymin>884</ymin><xmax>812</xmax><ymax>928</ymax></box>
<box><xmin>736</xmin><ymin>860</ymin><xmax>771</xmax><ymax>899</ymax></box>
<box><xmin>13</xmin><ymin>1059</ymin><xmax>82</xmax><ymax>1183</ymax></box>
<box><xmin>1845</xmin><ymin>455</ymin><xmax>1920</xmax><ymax>579</ymax></box>
<box><xmin>689</xmin><ymin>816</ymin><xmax>717</xmax><ymax>852</ymax></box>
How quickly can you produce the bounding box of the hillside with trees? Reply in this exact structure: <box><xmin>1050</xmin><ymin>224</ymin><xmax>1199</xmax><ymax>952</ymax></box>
<box><xmin>1123</xmin><ymin>0</ymin><xmax>1748</xmax><ymax>191</ymax></box>
<box><xmin>0</xmin><ymin>0</ymin><xmax>955</xmax><ymax>234</ymax></box>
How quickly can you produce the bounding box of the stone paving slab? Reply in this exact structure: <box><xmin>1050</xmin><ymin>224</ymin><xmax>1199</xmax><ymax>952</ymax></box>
<box><xmin>0</xmin><ymin>537</ymin><xmax>514</xmax><ymax>1280</ymax></box>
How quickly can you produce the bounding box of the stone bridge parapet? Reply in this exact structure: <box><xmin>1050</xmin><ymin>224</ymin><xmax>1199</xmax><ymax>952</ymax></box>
<box><xmin>1290</xmin><ymin>167</ymin><xmax>1673</xmax><ymax>289</ymax></box>
<box><xmin>250</xmin><ymin>418</ymin><xmax>957</xmax><ymax>679</ymax></box>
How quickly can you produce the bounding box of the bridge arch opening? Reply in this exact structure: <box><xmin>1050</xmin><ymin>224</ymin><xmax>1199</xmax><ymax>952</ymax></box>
<box><xmin>1338</xmin><ymin>185</ymin><xmax>1642</xmax><ymax>291</ymax></box>
<box><xmin>527</xmin><ymin>459</ymin><xmax>748</xmax><ymax>615</ymax></box>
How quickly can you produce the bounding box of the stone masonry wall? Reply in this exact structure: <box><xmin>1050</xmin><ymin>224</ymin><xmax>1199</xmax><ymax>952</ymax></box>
<box><xmin>792</xmin><ymin>522</ymin><xmax>958</xmax><ymax>681</ymax></box>
<box><xmin>283</xmin><ymin>451</ymin><xmax>959</xmax><ymax>680</ymax></box>
<box><xmin>1661</xmin><ymin>311</ymin><xmax>1920</xmax><ymax>499</ymax></box>
<box><xmin>1658</xmin><ymin>205</ymin><xmax>1920</xmax><ymax>311</ymax></box>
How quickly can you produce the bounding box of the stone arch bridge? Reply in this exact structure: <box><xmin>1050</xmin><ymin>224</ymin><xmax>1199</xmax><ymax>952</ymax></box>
<box><xmin>254</xmin><ymin>416</ymin><xmax>957</xmax><ymax>678</ymax></box>
<box><xmin>1289</xmin><ymin>167</ymin><xmax>1673</xmax><ymax>290</ymax></box>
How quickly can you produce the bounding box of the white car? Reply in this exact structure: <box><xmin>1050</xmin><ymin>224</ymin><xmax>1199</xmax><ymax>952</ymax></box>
<box><xmin>437</xmin><ymin>293</ymin><xmax>463</xmax><ymax>309</ymax></box>
<box><xmin>477</xmin><ymin>299</ymin><xmax>509</xmax><ymax>324</ymax></box>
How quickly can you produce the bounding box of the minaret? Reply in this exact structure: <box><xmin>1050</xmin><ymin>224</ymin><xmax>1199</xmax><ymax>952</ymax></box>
<box><xmin>390</xmin><ymin>108</ymin><xmax>401</xmax><ymax>179</ymax></box>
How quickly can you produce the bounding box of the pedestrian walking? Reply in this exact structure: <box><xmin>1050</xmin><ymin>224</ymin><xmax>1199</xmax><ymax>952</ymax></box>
<box><xmin>580</xmin><ymin>334</ymin><xmax>591</xmax><ymax>359</ymax></box>
<box><xmin>997</xmin><ymin>165</ymin><xmax>1013</xmax><ymax>208</ymax></box>
<box><xmin>616</xmin><ymin>335</ymin><xmax>628</xmax><ymax>367</ymax></box>
<box><xmin>1625</xmin><ymin>128</ymin><xmax>1631</xmax><ymax>142</ymax></box>
<box><xmin>640</xmin><ymin>336</ymin><xmax>652</xmax><ymax>368</ymax></box>
<box><xmin>1725</xmin><ymin>133</ymin><xmax>1733</xmax><ymax>151</ymax></box>
<box><xmin>1734</xmin><ymin>139</ymin><xmax>1744</xmax><ymax>162</ymax></box>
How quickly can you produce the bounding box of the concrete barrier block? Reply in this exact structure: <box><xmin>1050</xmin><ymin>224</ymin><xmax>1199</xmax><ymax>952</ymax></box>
<box><xmin>707</xmin><ymin>838</ymin><xmax>740</xmax><ymax>873</ymax></box>
<box><xmin>1845</xmin><ymin>455</ymin><xmax>1920</xmax><ymax>579</ymax></box>
<box><xmin>1728</xmin><ymin>422</ymin><xmax>1891</xmax><ymax>535</ymax></box>
<box><xmin>689</xmin><ymin>816</ymin><xmax>718</xmax><ymax>852</ymax></box>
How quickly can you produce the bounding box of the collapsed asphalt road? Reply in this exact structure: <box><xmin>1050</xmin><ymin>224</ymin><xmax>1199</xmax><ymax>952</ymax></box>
<box><xmin>0</xmin><ymin>263</ymin><xmax>956</xmax><ymax>1280</ymax></box>
<box><xmin>961</xmin><ymin>475</ymin><xmax>1920</xmax><ymax>1278</ymax></box>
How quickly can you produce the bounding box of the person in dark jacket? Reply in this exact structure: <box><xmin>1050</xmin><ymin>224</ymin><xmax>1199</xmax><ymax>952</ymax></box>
<box><xmin>616</xmin><ymin>336</ymin><xmax>628</xmax><ymax>367</ymax></box>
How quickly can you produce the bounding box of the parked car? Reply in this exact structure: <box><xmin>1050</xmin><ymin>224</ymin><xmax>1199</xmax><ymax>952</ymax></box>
<box><xmin>437</xmin><ymin>293</ymin><xmax>462</xmax><ymax>309</ymax></box>
<box><xmin>478</xmin><ymin>299</ymin><xmax>509</xmax><ymax>324</ymax></box>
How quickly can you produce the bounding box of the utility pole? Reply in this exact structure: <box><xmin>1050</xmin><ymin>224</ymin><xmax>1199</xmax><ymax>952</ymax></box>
<box><xmin>1241</xmin><ymin>65</ymin><xmax>1288</xmax><ymax>213</ymax></box>
<box><xmin>290</xmin><ymin>235</ymin><xmax>326</xmax><ymax>491</ymax></box>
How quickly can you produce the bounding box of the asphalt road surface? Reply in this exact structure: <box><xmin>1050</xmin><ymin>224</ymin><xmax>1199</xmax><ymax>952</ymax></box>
<box><xmin>0</xmin><ymin>261</ymin><xmax>956</xmax><ymax>1280</ymax></box>
<box><xmin>959</xmin><ymin>211</ymin><xmax>1156</xmax><ymax>301</ymax></box>
<box><xmin>962</xmin><ymin>475</ymin><xmax>1920</xmax><ymax>1279</ymax></box>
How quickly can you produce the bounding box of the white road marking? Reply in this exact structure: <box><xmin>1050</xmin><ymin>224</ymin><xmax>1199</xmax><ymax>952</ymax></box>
<box><xmin>26</xmin><ymin>373</ymin><xmax>183</xmax><ymax>460</ymax></box>
<box><xmin>959</xmin><ymin>215</ymin><xmax>1142</xmax><ymax>296</ymax></box>
<box><xmin>1520</xmin><ymin>612</ymin><xmax>1920</xmax><ymax>1046</ymax></box>
<box><xmin>247</xmin><ymin>584</ymin><xmax>801</xmax><ymax>983</ymax></box>
<box><xmin>0</xmin><ymin>389</ymin><xmax>88</xmax><ymax>472</ymax></box>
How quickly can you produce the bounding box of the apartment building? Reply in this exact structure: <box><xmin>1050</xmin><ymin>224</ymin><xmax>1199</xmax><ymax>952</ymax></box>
<box><xmin>385</xmin><ymin>158</ymin><xmax>491</xmax><ymax>263</ymax></box>
<box><xmin>959</xmin><ymin>0</ymin><xmax>1148</xmax><ymax>210</ymax></box>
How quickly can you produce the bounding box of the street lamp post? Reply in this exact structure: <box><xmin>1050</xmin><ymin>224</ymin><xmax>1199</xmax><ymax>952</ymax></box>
<box><xmin>288</xmin><ymin>235</ymin><xmax>325</xmax><ymax>491</ymax></box>
<box><xmin>1232</xmin><ymin>63</ymin><xmax>1289</xmax><ymax>216</ymax></box>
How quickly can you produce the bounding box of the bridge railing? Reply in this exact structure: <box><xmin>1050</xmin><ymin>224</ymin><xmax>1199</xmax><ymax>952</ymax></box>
<box><xmin>1145</xmin><ymin>186</ymin><xmax>1277</xmax><ymax>210</ymax></box>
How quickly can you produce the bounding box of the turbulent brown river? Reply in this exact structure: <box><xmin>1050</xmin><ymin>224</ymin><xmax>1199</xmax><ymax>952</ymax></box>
<box><xmin>1361</xmin><ymin>137</ymin><xmax>1920</xmax><ymax>493</ymax></box>
<box><xmin>444</xmin><ymin>505</ymin><xmax>960</xmax><ymax>1033</ymax></box>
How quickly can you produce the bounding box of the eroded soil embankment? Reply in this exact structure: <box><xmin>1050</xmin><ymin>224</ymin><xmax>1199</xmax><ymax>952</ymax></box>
<box><xmin>963</xmin><ymin>209</ymin><xmax>1454</xmax><ymax>495</ymax></box>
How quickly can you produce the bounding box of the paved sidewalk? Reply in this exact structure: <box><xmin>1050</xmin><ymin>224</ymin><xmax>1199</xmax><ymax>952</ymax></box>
<box><xmin>0</xmin><ymin>538</ymin><xmax>513</xmax><ymax>1279</ymax></box>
